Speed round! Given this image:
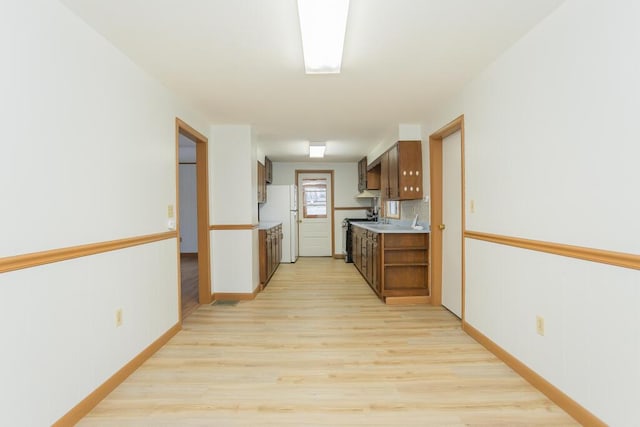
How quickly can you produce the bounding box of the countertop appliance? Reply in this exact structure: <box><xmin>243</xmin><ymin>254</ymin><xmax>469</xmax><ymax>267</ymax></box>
<box><xmin>342</xmin><ymin>217</ymin><xmax>376</xmax><ymax>263</ymax></box>
<box><xmin>259</xmin><ymin>185</ymin><xmax>298</xmax><ymax>263</ymax></box>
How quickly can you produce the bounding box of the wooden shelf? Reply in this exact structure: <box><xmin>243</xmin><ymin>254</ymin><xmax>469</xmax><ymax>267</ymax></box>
<box><xmin>384</xmin><ymin>263</ymin><xmax>429</xmax><ymax>267</ymax></box>
<box><xmin>384</xmin><ymin>247</ymin><xmax>428</xmax><ymax>251</ymax></box>
<box><xmin>352</xmin><ymin>227</ymin><xmax>430</xmax><ymax>304</ymax></box>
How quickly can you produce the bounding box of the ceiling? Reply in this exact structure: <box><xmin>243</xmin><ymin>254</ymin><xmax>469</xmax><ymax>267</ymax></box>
<box><xmin>61</xmin><ymin>0</ymin><xmax>564</xmax><ymax>162</ymax></box>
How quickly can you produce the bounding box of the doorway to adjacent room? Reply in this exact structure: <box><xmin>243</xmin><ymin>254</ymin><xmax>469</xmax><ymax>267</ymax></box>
<box><xmin>176</xmin><ymin>119</ymin><xmax>211</xmax><ymax>320</ymax></box>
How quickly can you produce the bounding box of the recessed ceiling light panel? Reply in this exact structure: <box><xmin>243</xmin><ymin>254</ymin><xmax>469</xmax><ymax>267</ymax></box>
<box><xmin>297</xmin><ymin>0</ymin><xmax>349</xmax><ymax>74</ymax></box>
<box><xmin>309</xmin><ymin>142</ymin><xmax>326</xmax><ymax>158</ymax></box>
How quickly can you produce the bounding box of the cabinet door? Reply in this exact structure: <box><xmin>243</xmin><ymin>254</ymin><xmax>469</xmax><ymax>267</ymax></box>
<box><xmin>397</xmin><ymin>141</ymin><xmax>423</xmax><ymax>200</ymax></box>
<box><xmin>259</xmin><ymin>230</ymin><xmax>267</xmax><ymax>284</ymax></box>
<box><xmin>380</xmin><ymin>152</ymin><xmax>389</xmax><ymax>200</ymax></box>
<box><xmin>257</xmin><ymin>161</ymin><xmax>266</xmax><ymax>203</ymax></box>
<box><xmin>365</xmin><ymin>233</ymin><xmax>373</xmax><ymax>283</ymax></box>
<box><xmin>372</xmin><ymin>233</ymin><xmax>379</xmax><ymax>293</ymax></box>
<box><xmin>267</xmin><ymin>229</ymin><xmax>273</xmax><ymax>276</ymax></box>
<box><xmin>352</xmin><ymin>228</ymin><xmax>360</xmax><ymax>269</ymax></box>
<box><xmin>361</xmin><ymin>231</ymin><xmax>368</xmax><ymax>279</ymax></box>
<box><xmin>358</xmin><ymin>157</ymin><xmax>367</xmax><ymax>192</ymax></box>
<box><xmin>388</xmin><ymin>144</ymin><xmax>399</xmax><ymax>199</ymax></box>
<box><xmin>278</xmin><ymin>225</ymin><xmax>283</xmax><ymax>264</ymax></box>
<box><xmin>265</xmin><ymin>156</ymin><xmax>273</xmax><ymax>184</ymax></box>
<box><xmin>272</xmin><ymin>227</ymin><xmax>278</xmax><ymax>269</ymax></box>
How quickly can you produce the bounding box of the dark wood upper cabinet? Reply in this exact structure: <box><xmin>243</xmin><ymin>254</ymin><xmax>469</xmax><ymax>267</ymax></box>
<box><xmin>376</xmin><ymin>140</ymin><xmax>422</xmax><ymax>200</ymax></box>
<box><xmin>257</xmin><ymin>161</ymin><xmax>267</xmax><ymax>204</ymax></box>
<box><xmin>265</xmin><ymin>156</ymin><xmax>273</xmax><ymax>184</ymax></box>
<box><xmin>358</xmin><ymin>157</ymin><xmax>367</xmax><ymax>192</ymax></box>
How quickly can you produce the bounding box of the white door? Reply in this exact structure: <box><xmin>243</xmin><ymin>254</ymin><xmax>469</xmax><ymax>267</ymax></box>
<box><xmin>297</xmin><ymin>172</ymin><xmax>332</xmax><ymax>256</ymax></box>
<box><xmin>441</xmin><ymin>130</ymin><xmax>463</xmax><ymax>318</ymax></box>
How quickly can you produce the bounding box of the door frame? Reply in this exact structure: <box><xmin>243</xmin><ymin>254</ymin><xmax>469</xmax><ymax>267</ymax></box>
<box><xmin>176</xmin><ymin>118</ymin><xmax>212</xmax><ymax>317</ymax></box>
<box><xmin>294</xmin><ymin>169</ymin><xmax>335</xmax><ymax>257</ymax></box>
<box><xmin>429</xmin><ymin>115</ymin><xmax>466</xmax><ymax>319</ymax></box>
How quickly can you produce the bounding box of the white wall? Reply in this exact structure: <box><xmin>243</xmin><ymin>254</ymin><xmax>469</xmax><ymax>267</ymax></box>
<box><xmin>272</xmin><ymin>161</ymin><xmax>369</xmax><ymax>207</ymax></box>
<box><xmin>426</xmin><ymin>1</ymin><xmax>640</xmax><ymax>424</ymax></box>
<box><xmin>272</xmin><ymin>161</ymin><xmax>371</xmax><ymax>255</ymax></box>
<box><xmin>368</xmin><ymin>124</ymin><xmax>423</xmax><ymax>165</ymax></box>
<box><xmin>210</xmin><ymin>125</ymin><xmax>256</xmax><ymax>225</ymax></box>
<box><xmin>0</xmin><ymin>1</ymin><xmax>208</xmax><ymax>425</ymax></box>
<box><xmin>209</xmin><ymin>125</ymin><xmax>260</xmax><ymax>293</ymax></box>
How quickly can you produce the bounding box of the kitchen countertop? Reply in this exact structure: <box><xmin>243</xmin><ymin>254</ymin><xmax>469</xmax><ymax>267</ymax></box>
<box><xmin>258</xmin><ymin>221</ymin><xmax>282</xmax><ymax>230</ymax></box>
<box><xmin>351</xmin><ymin>222</ymin><xmax>430</xmax><ymax>234</ymax></box>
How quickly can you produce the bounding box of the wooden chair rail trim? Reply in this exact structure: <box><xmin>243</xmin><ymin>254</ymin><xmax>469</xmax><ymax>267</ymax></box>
<box><xmin>53</xmin><ymin>322</ymin><xmax>181</xmax><ymax>426</ymax></box>
<box><xmin>465</xmin><ymin>230</ymin><xmax>639</xmax><ymax>271</ymax></box>
<box><xmin>0</xmin><ymin>231</ymin><xmax>177</xmax><ymax>274</ymax></box>
<box><xmin>209</xmin><ymin>224</ymin><xmax>258</xmax><ymax>230</ymax></box>
<box><xmin>462</xmin><ymin>322</ymin><xmax>606</xmax><ymax>427</ymax></box>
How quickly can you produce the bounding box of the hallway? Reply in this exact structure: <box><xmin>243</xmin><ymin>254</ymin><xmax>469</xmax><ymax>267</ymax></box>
<box><xmin>78</xmin><ymin>258</ymin><xmax>575</xmax><ymax>426</ymax></box>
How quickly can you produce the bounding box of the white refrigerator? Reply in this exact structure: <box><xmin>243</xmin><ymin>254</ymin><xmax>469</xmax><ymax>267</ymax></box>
<box><xmin>259</xmin><ymin>185</ymin><xmax>298</xmax><ymax>263</ymax></box>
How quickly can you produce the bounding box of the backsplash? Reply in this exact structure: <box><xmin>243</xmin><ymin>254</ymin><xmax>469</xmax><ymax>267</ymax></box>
<box><xmin>400</xmin><ymin>198</ymin><xmax>429</xmax><ymax>225</ymax></box>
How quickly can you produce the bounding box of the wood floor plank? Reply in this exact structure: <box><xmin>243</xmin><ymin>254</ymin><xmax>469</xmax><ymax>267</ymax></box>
<box><xmin>180</xmin><ymin>255</ymin><xmax>199</xmax><ymax>320</ymax></box>
<box><xmin>78</xmin><ymin>257</ymin><xmax>576</xmax><ymax>426</ymax></box>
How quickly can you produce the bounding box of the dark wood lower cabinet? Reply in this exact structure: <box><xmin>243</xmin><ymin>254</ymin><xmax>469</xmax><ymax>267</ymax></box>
<box><xmin>352</xmin><ymin>225</ymin><xmax>429</xmax><ymax>302</ymax></box>
<box><xmin>259</xmin><ymin>223</ymin><xmax>282</xmax><ymax>289</ymax></box>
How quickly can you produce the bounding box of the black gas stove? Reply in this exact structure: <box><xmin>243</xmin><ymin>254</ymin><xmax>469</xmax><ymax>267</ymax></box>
<box><xmin>342</xmin><ymin>217</ymin><xmax>376</xmax><ymax>263</ymax></box>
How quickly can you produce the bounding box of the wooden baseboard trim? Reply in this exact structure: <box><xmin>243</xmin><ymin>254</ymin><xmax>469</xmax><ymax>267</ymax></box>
<box><xmin>53</xmin><ymin>322</ymin><xmax>181</xmax><ymax>426</ymax></box>
<box><xmin>211</xmin><ymin>291</ymin><xmax>258</xmax><ymax>301</ymax></box>
<box><xmin>385</xmin><ymin>295</ymin><xmax>431</xmax><ymax>305</ymax></box>
<box><xmin>462</xmin><ymin>321</ymin><xmax>605</xmax><ymax>426</ymax></box>
<box><xmin>210</xmin><ymin>224</ymin><xmax>258</xmax><ymax>230</ymax></box>
<box><xmin>333</xmin><ymin>253</ymin><xmax>345</xmax><ymax>259</ymax></box>
<box><xmin>465</xmin><ymin>230</ymin><xmax>639</xmax><ymax>271</ymax></box>
<box><xmin>0</xmin><ymin>231</ymin><xmax>177</xmax><ymax>274</ymax></box>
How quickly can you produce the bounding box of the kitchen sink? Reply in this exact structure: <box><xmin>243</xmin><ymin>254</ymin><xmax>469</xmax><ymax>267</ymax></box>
<box><xmin>369</xmin><ymin>224</ymin><xmax>401</xmax><ymax>230</ymax></box>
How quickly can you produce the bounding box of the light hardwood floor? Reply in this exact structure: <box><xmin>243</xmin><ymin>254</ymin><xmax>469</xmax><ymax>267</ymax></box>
<box><xmin>181</xmin><ymin>254</ymin><xmax>199</xmax><ymax>320</ymax></box>
<box><xmin>78</xmin><ymin>257</ymin><xmax>576</xmax><ymax>426</ymax></box>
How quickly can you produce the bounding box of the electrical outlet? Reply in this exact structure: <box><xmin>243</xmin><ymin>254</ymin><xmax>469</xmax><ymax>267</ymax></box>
<box><xmin>115</xmin><ymin>309</ymin><xmax>123</xmax><ymax>327</ymax></box>
<box><xmin>470</xmin><ymin>200</ymin><xmax>476</xmax><ymax>213</ymax></box>
<box><xmin>167</xmin><ymin>204</ymin><xmax>174</xmax><ymax>218</ymax></box>
<box><xmin>536</xmin><ymin>316</ymin><xmax>544</xmax><ymax>336</ymax></box>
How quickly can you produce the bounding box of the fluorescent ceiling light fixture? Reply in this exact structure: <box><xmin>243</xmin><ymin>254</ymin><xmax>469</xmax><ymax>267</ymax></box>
<box><xmin>309</xmin><ymin>143</ymin><xmax>326</xmax><ymax>158</ymax></box>
<box><xmin>297</xmin><ymin>0</ymin><xmax>349</xmax><ymax>74</ymax></box>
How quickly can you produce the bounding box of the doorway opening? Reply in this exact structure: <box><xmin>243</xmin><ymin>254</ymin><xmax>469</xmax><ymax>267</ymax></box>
<box><xmin>295</xmin><ymin>170</ymin><xmax>335</xmax><ymax>257</ymax></box>
<box><xmin>176</xmin><ymin>118</ymin><xmax>211</xmax><ymax>321</ymax></box>
<box><xmin>429</xmin><ymin>115</ymin><xmax>465</xmax><ymax>320</ymax></box>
